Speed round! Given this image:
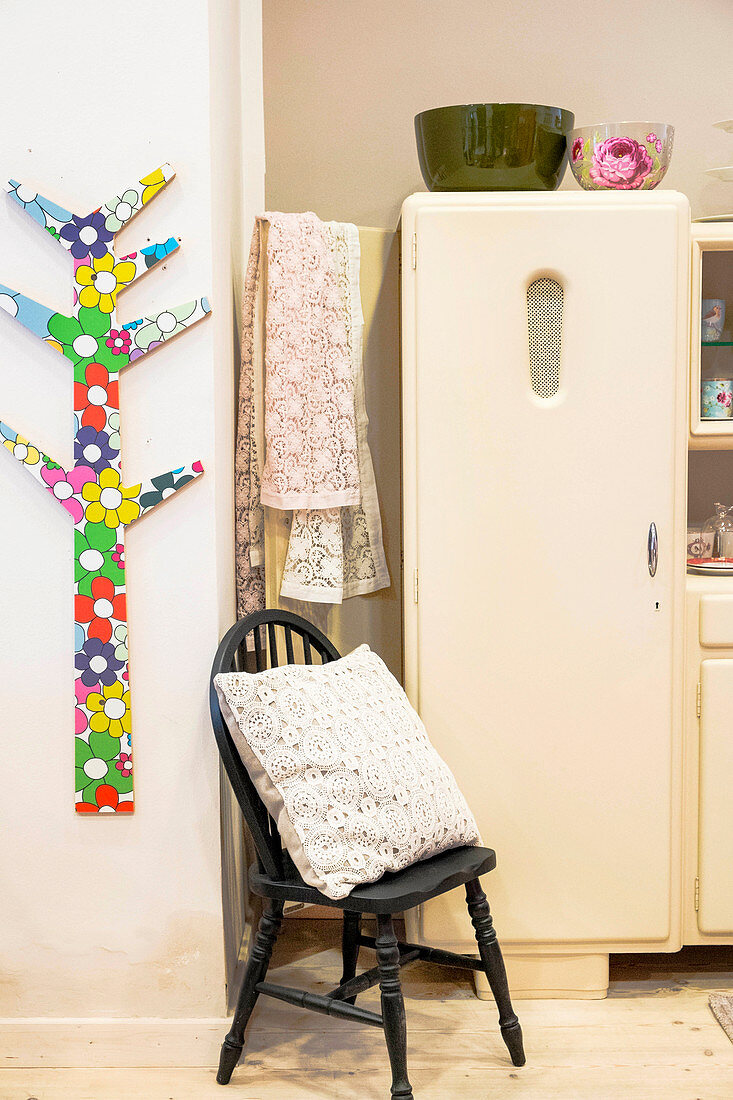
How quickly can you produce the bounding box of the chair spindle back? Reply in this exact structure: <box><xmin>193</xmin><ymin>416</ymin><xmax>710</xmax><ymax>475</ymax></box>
<box><xmin>210</xmin><ymin>609</ymin><xmax>340</xmax><ymax>879</ymax></box>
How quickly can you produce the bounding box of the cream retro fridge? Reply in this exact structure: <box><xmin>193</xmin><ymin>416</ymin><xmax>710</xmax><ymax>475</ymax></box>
<box><xmin>401</xmin><ymin>192</ymin><xmax>690</xmax><ymax>997</ymax></box>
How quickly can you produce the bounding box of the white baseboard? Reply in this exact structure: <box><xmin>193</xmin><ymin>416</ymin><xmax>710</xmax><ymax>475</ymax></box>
<box><xmin>0</xmin><ymin>1018</ymin><xmax>231</xmax><ymax>1069</ymax></box>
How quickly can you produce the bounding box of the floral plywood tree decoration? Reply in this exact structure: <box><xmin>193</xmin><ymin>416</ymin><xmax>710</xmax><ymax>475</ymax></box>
<box><xmin>0</xmin><ymin>164</ymin><xmax>210</xmax><ymax>814</ymax></box>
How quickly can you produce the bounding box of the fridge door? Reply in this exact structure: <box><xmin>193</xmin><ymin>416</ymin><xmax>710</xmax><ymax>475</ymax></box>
<box><xmin>402</xmin><ymin>192</ymin><xmax>688</xmax><ymax>947</ymax></box>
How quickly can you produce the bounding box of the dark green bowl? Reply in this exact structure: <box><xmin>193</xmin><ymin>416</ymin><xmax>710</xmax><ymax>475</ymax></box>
<box><xmin>415</xmin><ymin>103</ymin><xmax>575</xmax><ymax>191</ymax></box>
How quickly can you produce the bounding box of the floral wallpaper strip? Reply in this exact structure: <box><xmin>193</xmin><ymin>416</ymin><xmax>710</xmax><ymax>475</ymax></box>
<box><xmin>0</xmin><ymin>163</ymin><xmax>210</xmax><ymax>814</ymax></box>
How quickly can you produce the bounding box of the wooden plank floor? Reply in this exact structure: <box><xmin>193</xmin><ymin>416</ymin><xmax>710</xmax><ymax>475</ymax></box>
<box><xmin>4</xmin><ymin>921</ymin><xmax>733</xmax><ymax>1099</ymax></box>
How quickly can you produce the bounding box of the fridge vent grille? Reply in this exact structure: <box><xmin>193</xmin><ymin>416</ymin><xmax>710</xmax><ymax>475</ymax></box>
<box><xmin>527</xmin><ymin>278</ymin><xmax>563</xmax><ymax>398</ymax></box>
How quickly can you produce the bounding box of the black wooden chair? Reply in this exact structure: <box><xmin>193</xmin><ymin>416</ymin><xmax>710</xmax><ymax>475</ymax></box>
<box><xmin>210</xmin><ymin>609</ymin><xmax>525</xmax><ymax>1097</ymax></box>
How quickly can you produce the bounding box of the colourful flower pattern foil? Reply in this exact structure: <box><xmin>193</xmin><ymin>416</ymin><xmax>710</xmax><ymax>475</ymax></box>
<box><xmin>0</xmin><ymin>164</ymin><xmax>210</xmax><ymax>813</ymax></box>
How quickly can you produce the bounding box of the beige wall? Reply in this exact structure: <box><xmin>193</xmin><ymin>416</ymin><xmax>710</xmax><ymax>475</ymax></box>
<box><xmin>263</xmin><ymin>0</ymin><xmax>733</xmax><ymax>228</ymax></box>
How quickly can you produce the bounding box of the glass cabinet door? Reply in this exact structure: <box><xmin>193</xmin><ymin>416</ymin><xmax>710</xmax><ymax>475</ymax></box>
<box><xmin>691</xmin><ymin>226</ymin><xmax>733</xmax><ymax>438</ymax></box>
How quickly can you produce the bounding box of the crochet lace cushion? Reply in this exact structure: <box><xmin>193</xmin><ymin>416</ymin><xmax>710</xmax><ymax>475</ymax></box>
<box><xmin>214</xmin><ymin>644</ymin><xmax>479</xmax><ymax>900</ymax></box>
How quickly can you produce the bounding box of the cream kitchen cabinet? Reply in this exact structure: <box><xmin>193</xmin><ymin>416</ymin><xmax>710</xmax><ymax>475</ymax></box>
<box><xmin>683</xmin><ymin>221</ymin><xmax>733</xmax><ymax>946</ymax></box>
<box><xmin>683</xmin><ymin>579</ymin><xmax>733</xmax><ymax>942</ymax></box>
<box><xmin>401</xmin><ymin>191</ymin><xmax>691</xmax><ymax>997</ymax></box>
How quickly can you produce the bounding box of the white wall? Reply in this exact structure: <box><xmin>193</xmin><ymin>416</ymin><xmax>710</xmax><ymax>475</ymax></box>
<box><xmin>0</xmin><ymin>0</ymin><xmax>259</xmax><ymax>1017</ymax></box>
<box><xmin>208</xmin><ymin>0</ymin><xmax>267</xmax><ymax>1001</ymax></box>
<box><xmin>263</xmin><ymin>0</ymin><xmax>733</xmax><ymax>227</ymax></box>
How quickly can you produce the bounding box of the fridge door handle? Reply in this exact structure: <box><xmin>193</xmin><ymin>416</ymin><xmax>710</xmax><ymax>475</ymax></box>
<box><xmin>648</xmin><ymin>522</ymin><xmax>658</xmax><ymax>577</ymax></box>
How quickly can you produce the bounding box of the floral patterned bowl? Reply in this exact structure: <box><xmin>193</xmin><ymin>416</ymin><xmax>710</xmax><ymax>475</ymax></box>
<box><xmin>568</xmin><ymin>123</ymin><xmax>674</xmax><ymax>190</ymax></box>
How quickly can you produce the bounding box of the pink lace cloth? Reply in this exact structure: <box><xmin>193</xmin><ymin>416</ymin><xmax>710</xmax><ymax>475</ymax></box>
<box><xmin>260</xmin><ymin>213</ymin><xmax>359</xmax><ymax>509</ymax></box>
<box><xmin>281</xmin><ymin>222</ymin><xmax>389</xmax><ymax>603</ymax></box>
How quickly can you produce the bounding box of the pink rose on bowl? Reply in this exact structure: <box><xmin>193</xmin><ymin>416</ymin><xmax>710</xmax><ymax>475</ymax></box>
<box><xmin>571</xmin><ymin>137</ymin><xmax>583</xmax><ymax>162</ymax></box>
<box><xmin>589</xmin><ymin>136</ymin><xmax>653</xmax><ymax>190</ymax></box>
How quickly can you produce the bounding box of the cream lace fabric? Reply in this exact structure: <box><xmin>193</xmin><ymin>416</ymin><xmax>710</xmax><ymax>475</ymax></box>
<box><xmin>235</xmin><ymin>220</ymin><xmax>266</xmax><ymax>616</ymax></box>
<box><xmin>214</xmin><ymin>645</ymin><xmax>479</xmax><ymax>900</ymax></box>
<box><xmin>281</xmin><ymin>223</ymin><xmax>389</xmax><ymax>602</ymax></box>
<box><xmin>236</xmin><ymin>213</ymin><xmax>388</xmax><ymax>615</ymax></box>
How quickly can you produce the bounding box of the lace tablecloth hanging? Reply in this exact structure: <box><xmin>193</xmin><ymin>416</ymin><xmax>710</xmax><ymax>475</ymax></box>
<box><xmin>281</xmin><ymin>223</ymin><xmax>389</xmax><ymax>603</ymax></box>
<box><xmin>236</xmin><ymin>213</ymin><xmax>388</xmax><ymax>614</ymax></box>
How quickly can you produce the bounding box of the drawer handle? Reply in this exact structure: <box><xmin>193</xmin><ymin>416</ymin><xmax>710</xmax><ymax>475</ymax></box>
<box><xmin>648</xmin><ymin>522</ymin><xmax>658</xmax><ymax>577</ymax></box>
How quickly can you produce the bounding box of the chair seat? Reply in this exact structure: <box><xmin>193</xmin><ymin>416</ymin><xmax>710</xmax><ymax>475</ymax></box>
<box><xmin>249</xmin><ymin>844</ymin><xmax>497</xmax><ymax>914</ymax></box>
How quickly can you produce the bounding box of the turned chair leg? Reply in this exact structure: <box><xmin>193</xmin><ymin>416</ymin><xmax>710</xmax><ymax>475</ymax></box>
<box><xmin>376</xmin><ymin>913</ymin><xmax>413</xmax><ymax>1100</ymax></box>
<box><xmin>217</xmin><ymin>899</ymin><xmax>284</xmax><ymax>1086</ymax></box>
<box><xmin>340</xmin><ymin>910</ymin><xmax>362</xmax><ymax>1005</ymax></box>
<box><xmin>465</xmin><ymin>878</ymin><xmax>526</xmax><ymax>1067</ymax></box>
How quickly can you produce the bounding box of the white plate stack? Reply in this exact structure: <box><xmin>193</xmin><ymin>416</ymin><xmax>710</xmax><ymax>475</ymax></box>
<box><xmin>699</xmin><ymin>120</ymin><xmax>733</xmax><ymax>217</ymax></box>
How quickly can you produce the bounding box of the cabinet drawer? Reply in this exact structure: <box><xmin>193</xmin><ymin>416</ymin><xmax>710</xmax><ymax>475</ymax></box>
<box><xmin>699</xmin><ymin>595</ymin><xmax>733</xmax><ymax>647</ymax></box>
